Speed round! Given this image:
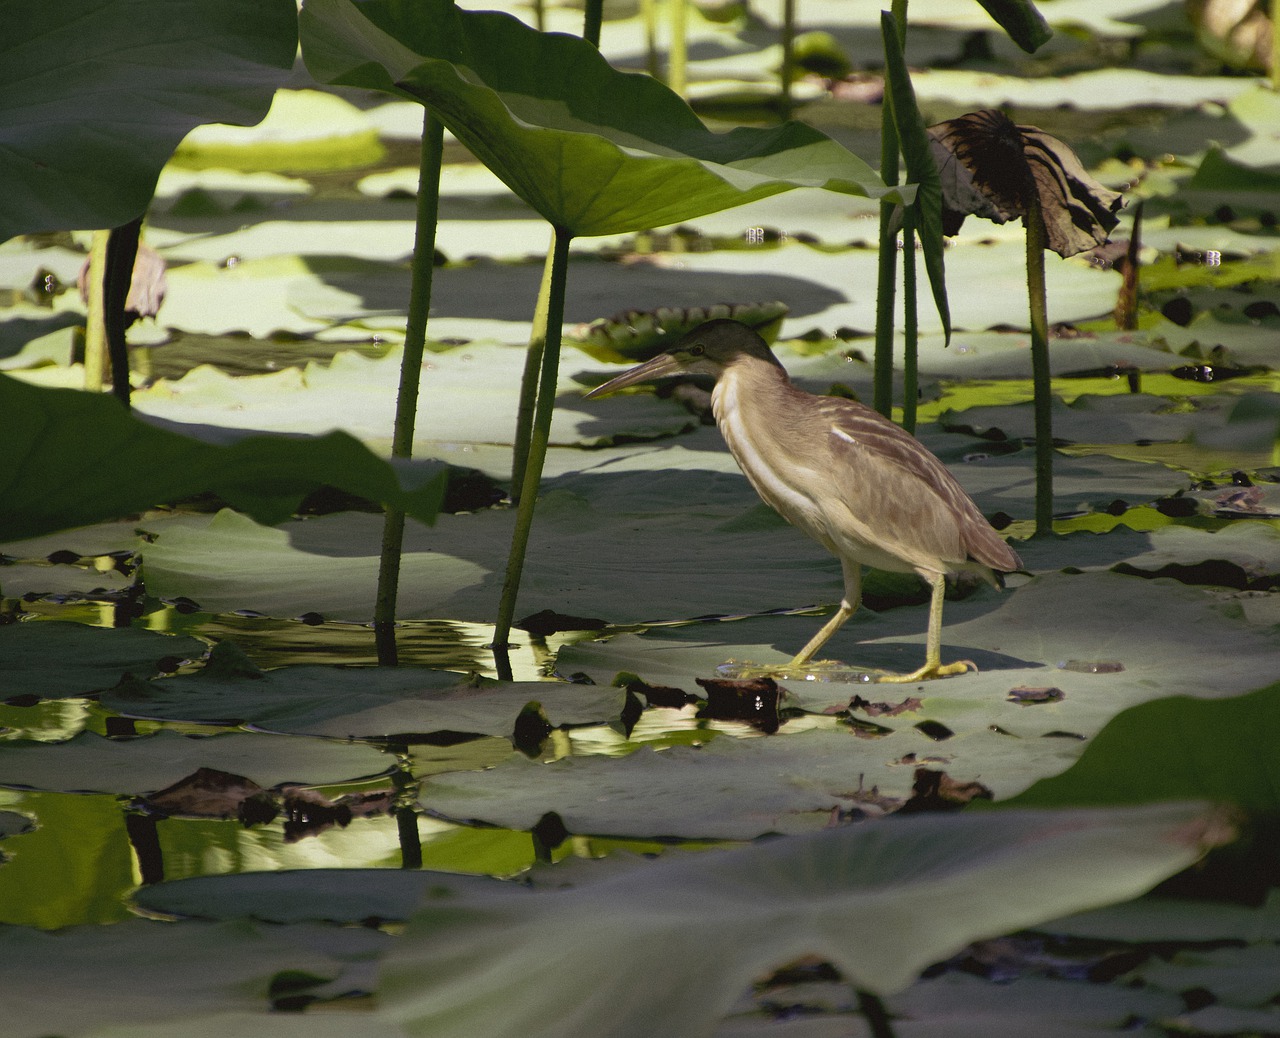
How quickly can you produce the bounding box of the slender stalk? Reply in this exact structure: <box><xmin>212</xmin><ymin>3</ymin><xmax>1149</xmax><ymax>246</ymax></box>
<box><xmin>1272</xmin><ymin>5</ymin><xmax>1279</xmax><ymax>91</ymax></box>
<box><xmin>872</xmin><ymin>0</ymin><xmax>908</xmax><ymax>418</ymax></box>
<box><xmin>374</xmin><ymin>109</ymin><xmax>445</xmax><ymax>666</ymax></box>
<box><xmin>857</xmin><ymin>990</ymin><xmax>898</xmax><ymax>1038</ymax></box>
<box><xmin>779</xmin><ymin>0</ymin><xmax>796</xmax><ymax>108</ymax></box>
<box><xmin>642</xmin><ymin>0</ymin><xmax>659</xmax><ymax>77</ymax></box>
<box><xmin>669</xmin><ymin>0</ymin><xmax>687</xmax><ymax>96</ymax></box>
<box><xmin>103</xmin><ymin>216</ymin><xmax>142</xmax><ymax>409</ymax></box>
<box><xmin>583</xmin><ymin>0</ymin><xmax>603</xmax><ymax>46</ymax></box>
<box><xmin>1025</xmin><ymin>193</ymin><xmax>1053</xmax><ymax>535</ymax></box>
<box><xmin>900</xmin><ymin>207</ymin><xmax>918</xmax><ymax>433</ymax></box>
<box><xmin>84</xmin><ymin>230</ymin><xmax>109</xmax><ymax>393</ymax></box>
<box><xmin>511</xmin><ymin>246</ymin><xmax>556</xmax><ymax>500</ymax></box>
<box><xmin>493</xmin><ymin>226</ymin><xmax>573</xmax><ymax>680</ymax></box>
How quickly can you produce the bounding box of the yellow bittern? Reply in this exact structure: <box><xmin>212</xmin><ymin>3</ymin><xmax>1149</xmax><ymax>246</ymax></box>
<box><xmin>585</xmin><ymin>319</ymin><xmax>1022</xmax><ymax>682</ymax></box>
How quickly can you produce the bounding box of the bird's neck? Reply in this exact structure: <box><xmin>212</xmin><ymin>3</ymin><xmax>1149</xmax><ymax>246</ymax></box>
<box><xmin>710</xmin><ymin>358</ymin><xmax>795</xmax><ymax>427</ymax></box>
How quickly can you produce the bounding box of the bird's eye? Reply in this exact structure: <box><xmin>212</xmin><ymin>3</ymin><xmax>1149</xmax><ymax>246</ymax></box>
<box><xmin>687</xmin><ymin>343</ymin><xmax>705</xmax><ymax>357</ymax></box>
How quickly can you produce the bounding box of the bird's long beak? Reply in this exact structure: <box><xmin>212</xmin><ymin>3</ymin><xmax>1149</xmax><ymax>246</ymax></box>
<box><xmin>583</xmin><ymin>352</ymin><xmax>685</xmax><ymax>399</ymax></box>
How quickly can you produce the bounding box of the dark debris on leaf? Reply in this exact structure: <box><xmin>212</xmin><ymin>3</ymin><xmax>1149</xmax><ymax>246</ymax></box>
<box><xmin>627</xmin><ymin>679</ymin><xmax>696</xmax><ymax>709</ymax></box>
<box><xmin>696</xmin><ymin>676</ymin><xmax>782</xmax><ymax>733</ymax></box>
<box><xmin>897</xmin><ymin>768</ymin><xmax>992</xmax><ymax>813</ymax></box>
<box><xmin>914</xmin><ymin>720</ymin><xmax>955</xmax><ymax>742</ymax></box>
<box><xmin>848</xmin><ymin>694</ymin><xmax>923</xmax><ymax>717</ymax></box>
<box><xmin>512</xmin><ymin>701</ymin><xmax>553</xmax><ymax>757</ymax></box>
<box><xmin>517</xmin><ymin>609</ymin><xmax>608</xmax><ymax>638</ymax></box>
<box><xmin>1007</xmin><ymin>685</ymin><xmax>1065</xmax><ymax>706</ymax></box>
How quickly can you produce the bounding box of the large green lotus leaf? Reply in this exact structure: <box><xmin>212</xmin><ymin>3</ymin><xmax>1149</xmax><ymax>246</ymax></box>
<box><xmin>0</xmin><ymin>730</ymin><xmax>391</xmax><ymax>794</ymax></box>
<box><xmin>560</xmin><ymin>572</ymin><xmax>1280</xmax><ymax>755</ymax></box>
<box><xmin>1125</xmin><ymin>944</ymin><xmax>1280</xmax><ymax>1008</ymax></box>
<box><xmin>300</xmin><ymin>0</ymin><xmax>904</xmax><ymax>238</ymax></box>
<box><xmin>380</xmin><ymin>801</ymin><xmax>1226</xmax><ymax>1035</ymax></box>
<box><xmin>0</xmin><ymin>0</ymin><xmax>296</xmax><ymax>241</ymax></box>
<box><xmin>139</xmin><ymin>509</ymin><xmax>489</xmax><ymax>621</ymax></box>
<box><xmin>135</xmin><ymin>472</ymin><xmax>848</xmax><ymax>622</ymax></box>
<box><xmin>104</xmin><ymin>658</ymin><xmax>625</xmax><ymax>738</ymax></box>
<box><xmin>1179</xmin><ymin>145</ymin><xmax>1280</xmax><ymax>216</ymax></box>
<box><xmin>1047</xmin><ymin>888</ymin><xmax>1280</xmax><ymax>943</ymax></box>
<box><xmin>1114</xmin><ymin>522</ymin><xmax>1280</xmax><ymax>587</ymax></box>
<box><xmin>131</xmin><ymin>345</ymin><xmax>700</xmax><ymax>450</ymax></box>
<box><xmin>0</xmin><ymin>621</ymin><xmax>206</xmax><ymax>698</ymax></box>
<box><xmin>422</xmin><ymin>732</ymin><xmax>911</xmax><ymax>838</ymax></box>
<box><xmin>718</xmin><ymin>971</ymin><xmax>1180</xmax><ymax>1038</ymax></box>
<box><xmin>173</xmin><ymin>88</ymin><xmax>384</xmax><ymax>173</ymax></box>
<box><xmin>907</xmin><ymin>67</ymin><xmax>1260</xmax><ymax>110</ymax></box>
<box><xmin>85</xmin><ymin>1014</ymin><xmax>401</xmax><ymax>1038</ymax></box>
<box><xmin>905</xmin><ymin>328</ymin><xmax>1178</xmax><ymax>381</ymax></box>
<box><xmin>1007</xmin><ymin>682</ymin><xmax>1280</xmax><ymax>816</ymax></box>
<box><xmin>664</xmin><ymin>239</ymin><xmax>1121</xmax><ymax>336</ymax></box>
<box><xmin>132</xmin><ymin>867</ymin><xmax>503</xmax><ymax>924</ymax></box>
<box><xmin>0</xmin><ymin>374</ymin><xmax>447</xmax><ymax>542</ymax></box>
<box><xmin>0</xmin><ymin>792</ymin><xmax>136</xmax><ymax>929</ymax></box>
<box><xmin>0</xmin><ymin>918</ymin><xmax>385</xmax><ymax>1038</ymax></box>
<box><xmin>938</xmin><ymin>391</ymin><xmax>1240</xmax><ymax>445</ymax></box>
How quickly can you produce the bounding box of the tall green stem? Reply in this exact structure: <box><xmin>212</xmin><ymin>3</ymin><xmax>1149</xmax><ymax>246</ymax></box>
<box><xmin>84</xmin><ymin>230</ymin><xmax>109</xmax><ymax>393</ymax></box>
<box><xmin>668</xmin><ymin>0</ymin><xmax>687</xmax><ymax>95</ymax></box>
<box><xmin>779</xmin><ymin>0</ymin><xmax>796</xmax><ymax>108</ymax></box>
<box><xmin>103</xmin><ymin>216</ymin><xmax>142</xmax><ymax>409</ymax></box>
<box><xmin>1025</xmin><ymin>194</ymin><xmax>1053</xmax><ymax>535</ymax></box>
<box><xmin>642</xmin><ymin>0</ymin><xmax>659</xmax><ymax>77</ymax></box>
<box><xmin>494</xmin><ymin>226</ymin><xmax>573</xmax><ymax>680</ymax></box>
<box><xmin>900</xmin><ymin>207</ymin><xmax>918</xmax><ymax>434</ymax></box>
<box><xmin>583</xmin><ymin>0</ymin><xmax>603</xmax><ymax>46</ymax></box>
<box><xmin>872</xmin><ymin>0</ymin><xmax>908</xmax><ymax>418</ymax></box>
<box><xmin>374</xmin><ymin>109</ymin><xmax>445</xmax><ymax>666</ymax></box>
<box><xmin>511</xmin><ymin>247</ymin><xmax>557</xmax><ymax>500</ymax></box>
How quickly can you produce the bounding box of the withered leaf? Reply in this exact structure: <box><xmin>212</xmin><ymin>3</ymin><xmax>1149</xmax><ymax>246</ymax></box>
<box><xmin>145</xmin><ymin>766</ymin><xmax>274</xmax><ymax>821</ymax></box>
<box><xmin>928</xmin><ymin>108</ymin><xmax>1124</xmax><ymax>257</ymax></box>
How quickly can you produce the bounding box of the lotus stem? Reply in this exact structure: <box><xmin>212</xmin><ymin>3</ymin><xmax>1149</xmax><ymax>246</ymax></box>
<box><xmin>1025</xmin><ymin>191</ymin><xmax>1053</xmax><ymax>535</ymax></box>
<box><xmin>857</xmin><ymin>989</ymin><xmax>898</xmax><ymax>1038</ymax></box>
<box><xmin>871</xmin><ymin>0</ymin><xmax>908</xmax><ymax>418</ymax></box>
<box><xmin>642</xmin><ymin>0</ymin><xmax>659</xmax><ymax>77</ymax></box>
<box><xmin>374</xmin><ymin>109</ymin><xmax>444</xmax><ymax>666</ymax></box>
<box><xmin>779</xmin><ymin>0</ymin><xmax>796</xmax><ymax>107</ymax></box>
<box><xmin>511</xmin><ymin>246</ymin><xmax>557</xmax><ymax>501</ymax></box>
<box><xmin>102</xmin><ymin>216</ymin><xmax>142</xmax><ymax>409</ymax></box>
<box><xmin>494</xmin><ymin>225</ymin><xmax>573</xmax><ymax>679</ymax></box>
<box><xmin>669</xmin><ymin>0</ymin><xmax>687</xmax><ymax>95</ymax></box>
<box><xmin>84</xmin><ymin>230</ymin><xmax>109</xmax><ymax>394</ymax></box>
<box><xmin>583</xmin><ymin>0</ymin><xmax>603</xmax><ymax>46</ymax></box>
<box><xmin>901</xmin><ymin>206</ymin><xmax>918</xmax><ymax>433</ymax></box>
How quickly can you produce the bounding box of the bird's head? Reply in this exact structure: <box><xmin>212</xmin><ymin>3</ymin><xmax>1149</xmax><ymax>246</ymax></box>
<box><xmin>584</xmin><ymin>319</ymin><xmax>782</xmax><ymax>399</ymax></box>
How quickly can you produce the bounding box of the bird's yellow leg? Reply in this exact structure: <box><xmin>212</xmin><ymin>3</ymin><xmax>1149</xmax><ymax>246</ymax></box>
<box><xmin>877</xmin><ymin>573</ymin><xmax>976</xmax><ymax>683</ymax></box>
<box><xmin>789</xmin><ymin>563</ymin><xmax>861</xmax><ymax>667</ymax></box>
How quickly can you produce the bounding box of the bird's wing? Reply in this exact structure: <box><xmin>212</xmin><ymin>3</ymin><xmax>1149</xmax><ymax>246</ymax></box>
<box><xmin>818</xmin><ymin>396</ymin><xmax>1021</xmax><ymax>573</ymax></box>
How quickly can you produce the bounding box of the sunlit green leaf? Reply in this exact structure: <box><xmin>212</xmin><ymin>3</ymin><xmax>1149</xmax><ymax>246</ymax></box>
<box><xmin>300</xmin><ymin>0</ymin><xmax>905</xmax><ymax>237</ymax></box>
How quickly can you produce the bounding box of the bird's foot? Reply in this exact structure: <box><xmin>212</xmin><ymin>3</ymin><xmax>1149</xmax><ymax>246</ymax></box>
<box><xmin>875</xmin><ymin>659</ymin><xmax>977</xmax><ymax>684</ymax></box>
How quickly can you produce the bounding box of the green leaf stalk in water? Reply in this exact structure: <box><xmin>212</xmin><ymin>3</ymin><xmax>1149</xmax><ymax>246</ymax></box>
<box><xmin>1025</xmin><ymin>193</ymin><xmax>1053</xmax><ymax>534</ymax></box>
<box><xmin>375</xmin><ymin>111</ymin><xmax>445</xmax><ymax>665</ymax></box>
<box><xmin>494</xmin><ymin>227</ymin><xmax>574</xmax><ymax>680</ymax></box>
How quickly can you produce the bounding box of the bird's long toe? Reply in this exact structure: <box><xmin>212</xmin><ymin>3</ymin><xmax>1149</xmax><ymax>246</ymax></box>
<box><xmin>877</xmin><ymin>659</ymin><xmax>977</xmax><ymax>683</ymax></box>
